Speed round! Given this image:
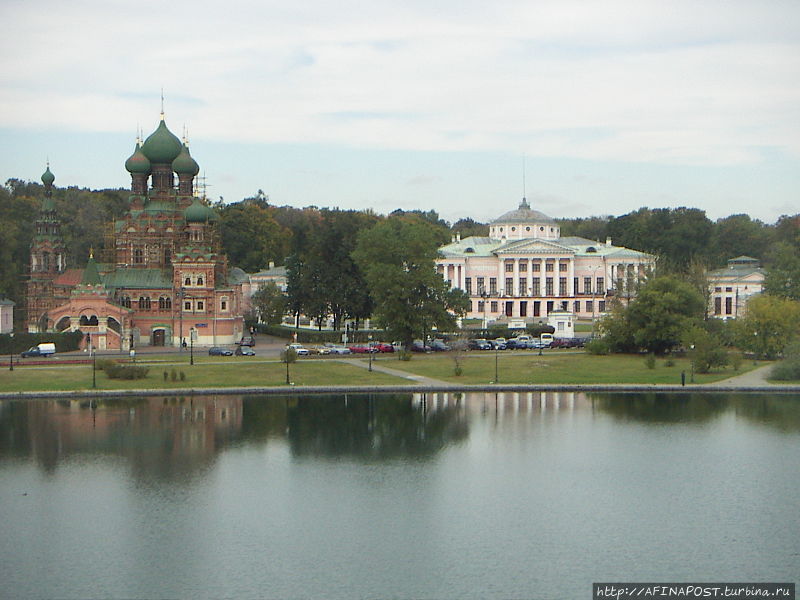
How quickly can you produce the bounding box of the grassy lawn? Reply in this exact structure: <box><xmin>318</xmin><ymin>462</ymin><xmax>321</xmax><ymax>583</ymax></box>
<box><xmin>0</xmin><ymin>357</ymin><xmax>404</xmax><ymax>393</ymax></box>
<box><xmin>0</xmin><ymin>351</ymin><xmax>769</xmax><ymax>392</ymax></box>
<box><xmin>378</xmin><ymin>350</ymin><xmax>764</xmax><ymax>385</ymax></box>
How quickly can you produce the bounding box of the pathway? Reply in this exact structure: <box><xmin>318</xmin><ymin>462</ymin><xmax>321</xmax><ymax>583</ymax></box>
<box><xmin>706</xmin><ymin>363</ymin><xmax>775</xmax><ymax>387</ymax></box>
<box><xmin>340</xmin><ymin>358</ymin><xmax>449</xmax><ymax>386</ymax></box>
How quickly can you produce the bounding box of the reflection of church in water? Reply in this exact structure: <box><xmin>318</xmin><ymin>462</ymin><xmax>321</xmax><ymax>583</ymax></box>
<box><xmin>19</xmin><ymin>396</ymin><xmax>244</xmax><ymax>472</ymax></box>
<box><xmin>26</xmin><ymin>113</ymin><xmax>246</xmax><ymax>349</ymax></box>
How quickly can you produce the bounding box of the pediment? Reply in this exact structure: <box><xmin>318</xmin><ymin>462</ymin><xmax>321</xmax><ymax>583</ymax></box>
<box><xmin>494</xmin><ymin>239</ymin><xmax>575</xmax><ymax>255</ymax></box>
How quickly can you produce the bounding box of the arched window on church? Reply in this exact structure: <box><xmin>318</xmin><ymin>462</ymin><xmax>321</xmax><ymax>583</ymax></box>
<box><xmin>185</xmin><ymin>277</ymin><xmax>191</xmax><ymax>286</ymax></box>
<box><xmin>197</xmin><ymin>276</ymin><xmax>203</xmax><ymax>286</ymax></box>
<box><xmin>159</xmin><ymin>296</ymin><xmax>172</xmax><ymax>310</ymax></box>
<box><xmin>139</xmin><ymin>296</ymin><xmax>151</xmax><ymax>310</ymax></box>
<box><xmin>120</xmin><ymin>295</ymin><xmax>131</xmax><ymax>308</ymax></box>
<box><xmin>133</xmin><ymin>248</ymin><xmax>144</xmax><ymax>264</ymax></box>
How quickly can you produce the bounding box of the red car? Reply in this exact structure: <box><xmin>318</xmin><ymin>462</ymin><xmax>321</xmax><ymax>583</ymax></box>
<box><xmin>372</xmin><ymin>343</ymin><xmax>394</xmax><ymax>353</ymax></box>
<box><xmin>348</xmin><ymin>344</ymin><xmax>377</xmax><ymax>354</ymax></box>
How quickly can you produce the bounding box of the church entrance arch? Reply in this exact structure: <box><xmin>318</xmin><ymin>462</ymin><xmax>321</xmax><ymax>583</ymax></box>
<box><xmin>152</xmin><ymin>328</ymin><xmax>166</xmax><ymax>346</ymax></box>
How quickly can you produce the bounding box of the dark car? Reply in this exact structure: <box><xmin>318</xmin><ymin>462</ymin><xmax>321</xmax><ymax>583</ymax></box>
<box><xmin>235</xmin><ymin>346</ymin><xmax>255</xmax><ymax>356</ymax></box>
<box><xmin>208</xmin><ymin>346</ymin><xmax>233</xmax><ymax>356</ymax></box>
<box><xmin>238</xmin><ymin>336</ymin><xmax>256</xmax><ymax>347</ymax></box>
<box><xmin>430</xmin><ymin>340</ymin><xmax>450</xmax><ymax>351</ymax></box>
<box><xmin>468</xmin><ymin>339</ymin><xmax>492</xmax><ymax>350</ymax></box>
<box><xmin>411</xmin><ymin>340</ymin><xmax>431</xmax><ymax>352</ymax></box>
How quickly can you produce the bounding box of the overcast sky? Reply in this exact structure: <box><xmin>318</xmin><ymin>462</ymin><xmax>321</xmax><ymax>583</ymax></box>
<box><xmin>1</xmin><ymin>0</ymin><xmax>798</xmax><ymax>224</ymax></box>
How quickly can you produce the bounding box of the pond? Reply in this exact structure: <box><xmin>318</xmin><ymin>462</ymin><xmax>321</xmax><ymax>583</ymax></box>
<box><xmin>0</xmin><ymin>391</ymin><xmax>798</xmax><ymax>599</ymax></box>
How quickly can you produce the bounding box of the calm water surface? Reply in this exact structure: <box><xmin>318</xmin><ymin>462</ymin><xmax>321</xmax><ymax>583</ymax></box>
<box><xmin>1</xmin><ymin>392</ymin><xmax>798</xmax><ymax>599</ymax></box>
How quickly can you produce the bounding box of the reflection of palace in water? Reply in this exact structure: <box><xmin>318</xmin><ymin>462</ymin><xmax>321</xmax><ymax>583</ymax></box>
<box><xmin>413</xmin><ymin>391</ymin><xmax>593</xmax><ymax>416</ymax></box>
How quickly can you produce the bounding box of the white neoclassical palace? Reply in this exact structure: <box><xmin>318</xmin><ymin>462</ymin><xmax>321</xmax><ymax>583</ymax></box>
<box><xmin>436</xmin><ymin>199</ymin><xmax>655</xmax><ymax>324</ymax></box>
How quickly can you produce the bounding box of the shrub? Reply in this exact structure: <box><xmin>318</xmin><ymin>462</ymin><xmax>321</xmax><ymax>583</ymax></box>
<box><xmin>105</xmin><ymin>364</ymin><xmax>149</xmax><ymax>380</ymax></box>
<box><xmin>730</xmin><ymin>352</ymin><xmax>743</xmax><ymax>372</ymax></box>
<box><xmin>771</xmin><ymin>341</ymin><xmax>800</xmax><ymax>381</ymax></box>
<box><xmin>665</xmin><ymin>358</ymin><xmax>675</xmax><ymax>367</ymax></box>
<box><xmin>170</xmin><ymin>369</ymin><xmax>177</xmax><ymax>381</ymax></box>
<box><xmin>585</xmin><ymin>338</ymin><xmax>610</xmax><ymax>355</ymax></box>
<box><xmin>179</xmin><ymin>371</ymin><xmax>186</xmax><ymax>381</ymax></box>
<box><xmin>95</xmin><ymin>359</ymin><xmax>117</xmax><ymax>371</ymax></box>
<box><xmin>644</xmin><ymin>354</ymin><xmax>656</xmax><ymax>369</ymax></box>
<box><xmin>398</xmin><ymin>350</ymin><xmax>412</xmax><ymax>361</ymax></box>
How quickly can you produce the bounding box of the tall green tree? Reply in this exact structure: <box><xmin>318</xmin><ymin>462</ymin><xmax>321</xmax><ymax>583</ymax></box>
<box><xmin>353</xmin><ymin>216</ymin><xmax>469</xmax><ymax>351</ymax></box>
<box><xmin>250</xmin><ymin>281</ymin><xmax>287</xmax><ymax>325</ymax></box>
<box><xmin>764</xmin><ymin>242</ymin><xmax>800</xmax><ymax>301</ymax></box>
<box><xmin>735</xmin><ymin>295</ymin><xmax>800</xmax><ymax>359</ymax></box>
<box><xmin>612</xmin><ymin>275</ymin><xmax>705</xmax><ymax>354</ymax></box>
<box><xmin>218</xmin><ymin>199</ymin><xmax>291</xmax><ymax>272</ymax></box>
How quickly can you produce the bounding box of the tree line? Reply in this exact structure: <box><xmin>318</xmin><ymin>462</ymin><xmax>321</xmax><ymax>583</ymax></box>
<box><xmin>1</xmin><ymin>178</ymin><xmax>798</xmax><ymax>346</ymax></box>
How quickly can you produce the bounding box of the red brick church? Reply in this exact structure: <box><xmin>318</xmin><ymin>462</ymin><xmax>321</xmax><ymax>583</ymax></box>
<box><xmin>26</xmin><ymin>113</ymin><xmax>247</xmax><ymax>349</ymax></box>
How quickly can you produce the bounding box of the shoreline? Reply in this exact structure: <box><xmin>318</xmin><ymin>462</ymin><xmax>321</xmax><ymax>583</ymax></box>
<box><xmin>2</xmin><ymin>382</ymin><xmax>799</xmax><ymax>400</ymax></box>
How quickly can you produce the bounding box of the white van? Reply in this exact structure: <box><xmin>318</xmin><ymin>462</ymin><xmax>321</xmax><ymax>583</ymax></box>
<box><xmin>538</xmin><ymin>333</ymin><xmax>554</xmax><ymax>347</ymax></box>
<box><xmin>21</xmin><ymin>343</ymin><xmax>56</xmax><ymax>358</ymax></box>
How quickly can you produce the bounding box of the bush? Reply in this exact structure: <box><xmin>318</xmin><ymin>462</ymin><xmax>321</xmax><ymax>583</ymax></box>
<box><xmin>398</xmin><ymin>350</ymin><xmax>412</xmax><ymax>361</ymax></box>
<box><xmin>771</xmin><ymin>341</ymin><xmax>800</xmax><ymax>381</ymax></box>
<box><xmin>644</xmin><ymin>354</ymin><xmax>656</xmax><ymax>369</ymax></box>
<box><xmin>585</xmin><ymin>338</ymin><xmax>610</xmax><ymax>355</ymax></box>
<box><xmin>95</xmin><ymin>359</ymin><xmax>117</xmax><ymax>371</ymax></box>
<box><xmin>105</xmin><ymin>364</ymin><xmax>149</xmax><ymax>380</ymax></box>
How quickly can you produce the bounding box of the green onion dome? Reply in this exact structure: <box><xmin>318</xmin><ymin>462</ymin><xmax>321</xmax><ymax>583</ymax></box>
<box><xmin>41</xmin><ymin>165</ymin><xmax>55</xmax><ymax>186</ymax></box>
<box><xmin>184</xmin><ymin>197</ymin><xmax>219</xmax><ymax>223</ymax></box>
<box><xmin>141</xmin><ymin>119</ymin><xmax>183</xmax><ymax>163</ymax></box>
<box><xmin>124</xmin><ymin>142</ymin><xmax>152</xmax><ymax>174</ymax></box>
<box><xmin>172</xmin><ymin>144</ymin><xmax>200</xmax><ymax>176</ymax></box>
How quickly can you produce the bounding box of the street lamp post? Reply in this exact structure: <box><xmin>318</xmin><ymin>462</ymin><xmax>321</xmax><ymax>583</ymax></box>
<box><xmin>481</xmin><ymin>290</ymin><xmax>488</xmax><ymax>332</ymax></box>
<box><xmin>494</xmin><ymin>343</ymin><xmax>499</xmax><ymax>383</ymax></box>
<box><xmin>92</xmin><ymin>346</ymin><xmax>96</xmax><ymax>389</ymax></box>
<box><xmin>368</xmin><ymin>334</ymin><xmax>373</xmax><ymax>372</ymax></box>
<box><xmin>190</xmin><ymin>331</ymin><xmax>194</xmax><ymax>366</ymax></box>
<box><xmin>177</xmin><ymin>288</ymin><xmax>184</xmax><ymax>352</ymax></box>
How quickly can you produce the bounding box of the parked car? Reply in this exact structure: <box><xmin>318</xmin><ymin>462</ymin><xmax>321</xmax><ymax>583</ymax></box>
<box><xmin>412</xmin><ymin>340</ymin><xmax>431</xmax><ymax>352</ymax></box>
<box><xmin>430</xmin><ymin>340</ymin><xmax>450</xmax><ymax>351</ymax></box>
<box><xmin>235</xmin><ymin>346</ymin><xmax>255</xmax><ymax>356</ymax></box>
<box><xmin>208</xmin><ymin>346</ymin><xmax>233</xmax><ymax>356</ymax></box>
<box><xmin>468</xmin><ymin>338</ymin><xmax>492</xmax><ymax>350</ymax></box>
<box><xmin>348</xmin><ymin>344</ymin><xmax>377</xmax><ymax>354</ymax></box>
<box><xmin>314</xmin><ymin>345</ymin><xmax>332</xmax><ymax>355</ymax></box>
<box><xmin>237</xmin><ymin>336</ymin><xmax>256</xmax><ymax>346</ymax></box>
<box><xmin>287</xmin><ymin>343</ymin><xmax>310</xmax><ymax>356</ymax></box>
<box><xmin>21</xmin><ymin>343</ymin><xmax>56</xmax><ymax>358</ymax></box>
<box><xmin>371</xmin><ymin>342</ymin><xmax>394</xmax><ymax>353</ymax></box>
<box><xmin>326</xmin><ymin>345</ymin><xmax>352</xmax><ymax>355</ymax></box>
<box><xmin>490</xmin><ymin>338</ymin><xmax>507</xmax><ymax>350</ymax></box>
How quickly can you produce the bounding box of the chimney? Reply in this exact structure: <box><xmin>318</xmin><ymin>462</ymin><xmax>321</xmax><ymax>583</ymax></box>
<box><xmin>605</xmin><ymin>237</ymin><xmax>612</xmax><ymax>246</ymax></box>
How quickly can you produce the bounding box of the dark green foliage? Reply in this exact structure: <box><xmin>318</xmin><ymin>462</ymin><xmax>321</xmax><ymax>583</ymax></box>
<box><xmin>764</xmin><ymin>242</ymin><xmax>800</xmax><ymax>301</ymax></box>
<box><xmin>770</xmin><ymin>341</ymin><xmax>800</xmax><ymax>381</ymax></box>
<box><xmin>683</xmin><ymin>326</ymin><xmax>730</xmax><ymax>373</ymax></box>
<box><xmin>104</xmin><ymin>364</ymin><xmax>149</xmax><ymax>379</ymax></box>
<box><xmin>353</xmin><ymin>216</ymin><xmax>470</xmax><ymax>351</ymax></box>
<box><xmin>585</xmin><ymin>338</ymin><xmax>610</xmax><ymax>355</ymax></box>
<box><xmin>451</xmin><ymin>217</ymin><xmax>488</xmax><ymax>238</ymax></box>
<box><xmin>217</xmin><ymin>196</ymin><xmax>291</xmax><ymax>272</ymax></box>
<box><xmin>644</xmin><ymin>354</ymin><xmax>656</xmax><ymax>369</ymax></box>
<box><xmin>251</xmin><ymin>281</ymin><xmax>287</xmax><ymax>325</ymax></box>
<box><xmin>95</xmin><ymin>358</ymin><xmax>117</xmax><ymax>371</ymax></box>
<box><xmin>0</xmin><ymin>331</ymin><xmax>83</xmax><ymax>354</ymax></box>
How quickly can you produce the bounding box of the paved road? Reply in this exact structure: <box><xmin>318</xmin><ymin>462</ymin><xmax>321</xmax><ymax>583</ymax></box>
<box><xmin>706</xmin><ymin>363</ymin><xmax>775</xmax><ymax>387</ymax></box>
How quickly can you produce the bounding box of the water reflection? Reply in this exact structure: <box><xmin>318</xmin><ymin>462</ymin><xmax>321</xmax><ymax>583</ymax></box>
<box><xmin>1</xmin><ymin>392</ymin><xmax>798</xmax><ymax>474</ymax></box>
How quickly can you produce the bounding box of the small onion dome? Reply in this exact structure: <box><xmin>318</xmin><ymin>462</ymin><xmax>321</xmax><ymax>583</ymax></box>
<box><xmin>172</xmin><ymin>144</ymin><xmax>199</xmax><ymax>176</ymax></box>
<box><xmin>41</xmin><ymin>165</ymin><xmax>55</xmax><ymax>186</ymax></box>
<box><xmin>141</xmin><ymin>119</ymin><xmax>183</xmax><ymax>163</ymax></box>
<box><xmin>125</xmin><ymin>142</ymin><xmax>152</xmax><ymax>174</ymax></box>
<box><xmin>184</xmin><ymin>197</ymin><xmax>219</xmax><ymax>223</ymax></box>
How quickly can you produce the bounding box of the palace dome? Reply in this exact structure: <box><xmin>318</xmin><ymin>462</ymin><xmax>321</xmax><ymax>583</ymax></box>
<box><xmin>492</xmin><ymin>198</ymin><xmax>555</xmax><ymax>225</ymax></box>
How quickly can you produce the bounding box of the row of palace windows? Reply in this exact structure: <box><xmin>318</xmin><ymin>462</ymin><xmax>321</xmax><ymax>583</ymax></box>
<box><xmin>473</xmin><ymin>299</ymin><xmax>607</xmax><ymax>316</ymax></box>
<box><xmin>503</xmin><ymin>260</ymin><xmax>567</xmax><ymax>273</ymax></box>
<box><xmin>465</xmin><ymin>277</ymin><xmax>605</xmax><ymax>296</ymax></box>
<box><xmin>183</xmin><ymin>275</ymin><xmax>206</xmax><ymax>286</ymax></box>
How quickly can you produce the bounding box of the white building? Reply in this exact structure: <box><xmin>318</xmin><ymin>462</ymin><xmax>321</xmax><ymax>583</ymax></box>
<box><xmin>707</xmin><ymin>256</ymin><xmax>765</xmax><ymax>319</ymax></box>
<box><xmin>436</xmin><ymin>199</ymin><xmax>655</xmax><ymax>324</ymax></box>
<box><xmin>0</xmin><ymin>298</ymin><xmax>14</xmax><ymax>334</ymax></box>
